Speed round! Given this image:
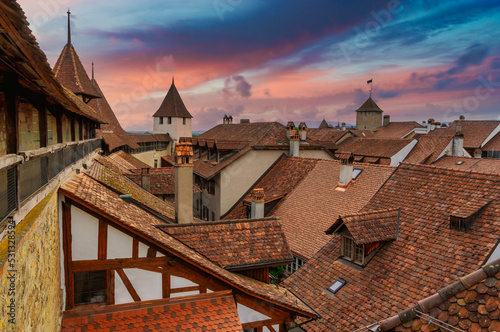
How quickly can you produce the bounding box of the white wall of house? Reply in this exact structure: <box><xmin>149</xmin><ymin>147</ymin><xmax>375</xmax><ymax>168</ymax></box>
<box><xmin>124</xmin><ymin>268</ymin><xmax>163</xmax><ymax>301</ymax></box>
<box><xmin>237</xmin><ymin>303</ymin><xmax>279</xmax><ymax>331</ymax></box>
<box><xmin>220</xmin><ymin>149</ymin><xmax>283</xmax><ymax>217</ymax></box>
<box><xmin>390</xmin><ymin>139</ymin><xmax>418</xmax><ymax>166</ymax></box>
<box><xmin>71</xmin><ymin>205</ymin><xmax>98</xmax><ymax>261</ymax></box>
<box><xmin>132</xmin><ymin>148</ymin><xmax>171</xmax><ymax>167</ymax></box>
<box><xmin>299</xmin><ymin>149</ymin><xmax>333</xmax><ymax>160</ymax></box>
<box><xmin>153</xmin><ymin>116</ymin><xmax>192</xmax><ymax>142</ymax></box>
<box><xmin>107</xmin><ymin>225</ymin><xmax>133</xmax><ymax>259</ymax></box>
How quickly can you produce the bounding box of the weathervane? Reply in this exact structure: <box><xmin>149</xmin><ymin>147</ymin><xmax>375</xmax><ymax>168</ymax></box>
<box><xmin>367</xmin><ymin>78</ymin><xmax>373</xmax><ymax>98</ymax></box>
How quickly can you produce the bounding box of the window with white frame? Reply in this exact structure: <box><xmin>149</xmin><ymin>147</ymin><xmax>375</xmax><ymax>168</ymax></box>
<box><xmin>342</xmin><ymin>236</ymin><xmax>364</xmax><ymax>265</ymax></box>
<box><xmin>286</xmin><ymin>255</ymin><xmax>306</xmax><ymax>274</ymax></box>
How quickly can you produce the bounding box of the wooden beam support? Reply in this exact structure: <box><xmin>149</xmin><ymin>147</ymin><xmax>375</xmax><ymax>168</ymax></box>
<box><xmin>116</xmin><ymin>268</ymin><xmax>141</xmax><ymax>302</ymax></box>
<box><xmin>241</xmin><ymin>318</ymin><xmax>285</xmax><ymax>330</ymax></box>
<box><xmin>107</xmin><ymin>269</ymin><xmax>115</xmax><ymax>305</ymax></box>
<box><xmin>98</xmin><ymin>220</ymin><xmax>107</xmax><ymax>260</ymax></box>
<box><xmin>147</xmin><ymin>247</ymin><xmax>156</xmax><ymax>258</ymax></box>
<box><xmin>72</xmin><ymin>257</ymin><xmax>170</xmax><ymax>272</ymax></box>
<box><xmin>55</xmin><ymin>108</ymin><xmax>63</xmax><ymax>143</ymax></box>
<box><xmin>162</xmin><ymin>273</ymin><xmax>170</xmax><ymax>298</ymax></box>
<box><xmin>70</xmin><ymin>113</ymin><xmax>75</xmax><ymax>142</ymax></box>
<box><xmin>132</xmin><ymin>238</ymin><xmax>139</xmax><ymax>259</ymax></box>
<box><xmin>170</xmin><ymin>286</ymin><xmax>200</xmax><ymax>294</ymax></box>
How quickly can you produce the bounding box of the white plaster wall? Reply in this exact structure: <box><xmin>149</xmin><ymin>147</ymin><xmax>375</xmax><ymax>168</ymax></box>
<box><xmin>299</xmin><ymin>149</ymin><xmax>333</xmax><ymax>160</ymax></box>
<box><xmin>170</xmin><ymin>275</ymin><xmax>199</xmax><ymax>298</ymax></box>
<box><xmin>264</xmin><ymin>325</ymin><xmax>280</xmax><ymax>332</ymax></box>
<box><xmin>390</xmin><ymin>139</ymin><xmax>418</xmax><ymax>166</ymax></box>
<box><xmin>487</xmin><ymin>243</ymin><xmax>500</xmax><ymax>264</ymax></box>
<box><xmin>71</xmin><ymin>206</ymin><xmax>98</xmax><ymax>261</ymax></box>
<box><xmin>107</xmin><ymin>225</ymin><xmax>133</xmax><ymax>259</ymax></box>
<box><xmin>220</xmin><ymin>149</ymin><xmax>283</xmax><ymax>216</ymax></box>
<box><xmin>153</xmin><ymin>117</ymin><xmax>192</xmax><ymax>142</ymax></box>
<box><xmin>138</xmin><ymin>242</ymin><xmax>149</xmax><ymax>257</ymax></box>
<box><xmin>132</xmin><ymin>148</ymin><xmax>171</xmax><ymax>167</ymax></box>
<box><xmin>115</xmin><ymin>270</ymin><xmax>134</xmax><ymax>304</ymax></box>
<box><xmin>237</xmin><ymin>303</ymin><xmax>271</xmax><ymax>324</ymax></box>
<box><xmin>124</xmin><ymin>268</ymin><xmax>162</xmax><ymax>301</ymax></box>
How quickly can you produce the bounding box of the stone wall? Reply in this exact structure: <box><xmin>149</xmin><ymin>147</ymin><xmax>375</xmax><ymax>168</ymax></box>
<box><xmin>47</xmin><ymin>112</ymin><xmax>57</xmax><ymax>146</ymax></box>
<box><xmin>0</xmin><ymin>187</ymin><xmax>62</xmax><ymax>331</ymax></box>
<box><xmin>18</xmin><ymin>102</ymin><xmax>40</xmax><ymax>152</ymax></box>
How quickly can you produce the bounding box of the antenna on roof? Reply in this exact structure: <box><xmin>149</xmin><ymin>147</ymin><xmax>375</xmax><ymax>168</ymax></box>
<box><xmin>92</xmin><ymin>61</ymin><xmax>94</xmax><ymax>80</ymax></box>
<box><xmin>67</xmin><ymin>9</ymin><xmax>71</xmax><ymax>46</ymax></box>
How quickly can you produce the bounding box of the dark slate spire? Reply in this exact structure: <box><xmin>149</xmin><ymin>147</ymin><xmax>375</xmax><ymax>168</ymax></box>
<box><xmin>67</xmin><ymin>9</ymin><xmax>71</xmax><ymax>46</ymax></box>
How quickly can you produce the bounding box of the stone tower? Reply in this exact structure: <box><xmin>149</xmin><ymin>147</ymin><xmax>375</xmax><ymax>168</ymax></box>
<box><xmin>355</xmin><ymin>97</ymin><xmax>383</xmax><ymax>131</ymax></box>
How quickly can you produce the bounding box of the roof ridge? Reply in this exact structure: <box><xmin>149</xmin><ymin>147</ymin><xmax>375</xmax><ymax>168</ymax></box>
<box><xmin>378</xmin><ymin>258</ymin><xmax>500</xmax><ymax>331</ymax></box>
<box><xmin>401</xmin><ymin>161</ymin><xmax>500</xmax><ymax>176</ymax></box>
<box><xmin>340</xmin><ymin>208</ymin><xmax>400</xmax><ymax>219</ymax></box>
<box><xmin>159</xmin><ymin>217</ymin><xmax>280</xmax><ymax>228</ymax></box>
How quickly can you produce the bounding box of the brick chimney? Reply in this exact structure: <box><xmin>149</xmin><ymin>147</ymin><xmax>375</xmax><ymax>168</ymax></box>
<box><xmin>298</xmin><ymin>122</ymin><xmax>307</xmax><ymax>141</ymax></box>
<box><xmin>286</xmin><ymin>121</ymin><xmax>295</xmax><ymax>140</ymax></box>
<box><xmin>452</xmin><ymin>122</ymin><xmax>464</xmax><ymax>157</ymax></box>
<box><xmin>338</xmin><ymin>153</ymin><xmax>354</xmax><ymax>187</ymax></box>
<box><xmin>289</xmin><ymin>130</ymin><xmax>300</xmax><ymax>157</ymax></box>
<box><xmin>383</xmin><ymin>115</ymin><xmax>390</xmax><ymax>126</ymax></box>
<box><xmin>141</xmin><ymin>168</ymin><xmax>150</xmax><ymax>192</ymax></box>
<box><xmin>174</xmin><ymin>142</ymin><xmax>194</xmax><ymax>224</ymax></box>
<box><xmin>250</xmin><ymin>188</ymin><xmax>265</xmax><ymax>219</ymax></box>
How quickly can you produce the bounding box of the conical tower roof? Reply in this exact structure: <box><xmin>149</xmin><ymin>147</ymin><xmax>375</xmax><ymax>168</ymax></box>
<box><xmin>53</xmin><ymin>44</ymin><xmax>101</xmax><ymax>100</ymax></box>
<box><xmin>153</xmin><ymin>79</ymin><xmax>192</xmax><ymax>118</ymax></box>
<box><xmin>355</xmin><ymin>97</ymin><xmax>383</xmax><ymax>112</ymax></box>
<box><xmin>318</xmin><ymin>119</ymin><xmax>329</xmax><ymax>129</ymax></box>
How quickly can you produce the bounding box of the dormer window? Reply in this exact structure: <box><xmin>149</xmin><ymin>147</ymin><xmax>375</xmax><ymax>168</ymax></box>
<box><xmin>342</xmin><ymin>236</ymin><xmax>364</xmax><ymax>265</ymax></box>
<box><xmin>326</xmin><ymin>208</ymin><xmax>401</xmax><ymax>268</ymax></box>
<box><xmin>450</xmin><ymin>200</ymin><xmax>490</xmax><ymax>232</ymax></box>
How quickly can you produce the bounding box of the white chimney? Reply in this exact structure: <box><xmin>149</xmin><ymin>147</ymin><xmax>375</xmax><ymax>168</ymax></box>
<box><xmin>250</xmin><ymin>188</ymin><xmax>265</xmax><ymax>219</ymax></box>
<box><xmin>298</xmin><ymin>122</ymin><xmax>307</xmax><ymax>141</ymax></box>
<box><xmin>383</xmin><ymin>115</ymin><xmax>390</xmax><ymax>126</ymax></box>
<box><xmin>338</xmin><ymin>154</ymin><xmax>354</xmax><ymax>187</ymax></box>
<box><xmin>452</xmin><ymin>123</ymin><xmax>464</xmax><ymax>157</ymax></box>
<box><xmin>341</xmin><ymin>122</ymin><xmax>346</xmax><ymax>131</ymax></box>
<box><xmin>286</xmin><ymin>121</ymin><xmax>295</xmax><ymax>140</ymax></box>
<box><xmin>289</xmin><ymin>130</ymin><xmax>300</xmax><ymax>157</ymax></box>
<box><xmin>174</xmin><ymin>142</ymin><xmax>194</xmax><ymax>224</ymax></box>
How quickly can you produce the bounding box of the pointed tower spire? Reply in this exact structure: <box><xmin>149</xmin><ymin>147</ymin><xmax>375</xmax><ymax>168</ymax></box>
<box><xmin>67</xmin><ymin>9</ymin><xmax>71</xmax><ymax>46</ymax></box>
<box><xmin>172</xmin><ymin>76</ymin><xmax>174</xmax><ymax>85</ymax></box>
<box><xmin>92</xmin><ymin>61</ymin><xmax>94</xmax><ymax>80</ymax></box>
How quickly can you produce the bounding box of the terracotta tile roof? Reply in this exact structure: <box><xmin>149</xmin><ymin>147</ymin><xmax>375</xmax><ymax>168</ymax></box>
<box><xmin>152</xmin><ymin>81</ymin><xmax>192</xmax><ymax>118</ymax></box>
<box><xmin>284</xmin><ymin>163</ymin><xmax>500</xmax><ymax>331</ymax></box>
<box><xmin>223</xmin><ymin>155</ymin><xmax>320</xmax><ymax>220</ymax></box>
<box><xmin>226</xmin><ymin>158</ymin><xmax>394</xmax><ymax>259</ymax></box>
<box><xmin>379</xmin><ymin>258</ymin><xmax>500</xmax><ymax>332</ymax></box>
<box><xmin>326</xmin><ymin>208</ymin><xmax>400</xmax><ymax>245</ymax></box>
<box><xmin>109</xmin><ymin>151</ymin><xmax>151</xmax><ymax>170</ymax></box>
<box><xmin>159</xmin><ymin>218</ymin><xmax>293</xmax><ymax>269</ymax></box>
<box><xmin>374</xmin><ymin>122</ymin><xmax>425</xmax><ymax>138</ymax></box>
<box><xmin>308</xmin><ymin>128</ymin><xmax>351</xmax><ymax>143</ymax></box>
<box><xmin>0</xmin><ymin>1</ymin><xmax>104</xmax><ymax>123</ymax></box>
<box><xmin>355</xmin><ymin>97</ymin><xmax>383</xmax><ymax>112</ymax></box>
<box><xmin>61</xmin><ymin>86</ymin><xmax>104</xmax><ymax>124</ymax></box>
<box><xmin>89</xmin><ymin>79</ymin><xmax>140</xmax><ymax>150</ymax></box>
<box><xmin>85</xmin><ymin>161</ymin><xmax>176</xmax><ymax>221</ymax></box>
<box><xmin>483</xmin><ymin>131</ymin><xmax>500</xmax><ymax>151</ymax></box>
<box><xmin>61</xmin><ymin>290</ymin><xmax>242</xmax><ymax>332</ymax></box>
<box><xmin>129</xmin><ymin>133</ymin><xmax>171</xmax><ymax>144</ymax></box>
<box><xmin>431</xmin><ymin>156</ymin><xmax>500</xmax><ymax>174</ymax></box>
<box><xmin>336</xmin><ymin>137</ymin><xmax>415</xmax><ymax>159</ymax></box>
<box><xmin>125</xmin><ymin>168</ymin><xmax>175</xmax><ymax>195</ymax></box>
<box><xmin>59</xmin><ymin>174</ymin><xmax>317</xmax><ymax>318</ymax></box>
<box><xmin>53</xmin><ymin>43</ymin><xmax>102</xmax><ymax>99</ymax></box>
<box><xmin>348</xmin><ymin>129</ymin><xmax>376</xmax><ymax>138</ymax></box>
<box><xmin>94</xmin><ymin>155</ymin><xmax>133</xmax><ymax>175</ymax></box>
<box><xmin>403</xmin><ymin>135</ymin><xmax>453</xmax><ymax>164</ymax></box>
<box><xmin>427</xmin><ymin>121</ymin><xmax>500</xmax><ymax>149</ymax></box>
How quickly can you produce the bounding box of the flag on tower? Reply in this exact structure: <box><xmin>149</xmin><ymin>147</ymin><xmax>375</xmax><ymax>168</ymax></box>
<box><xmin>367</xmin><ymin>79</ymin><xmax>373</xmax><ymax>84</ymax></box>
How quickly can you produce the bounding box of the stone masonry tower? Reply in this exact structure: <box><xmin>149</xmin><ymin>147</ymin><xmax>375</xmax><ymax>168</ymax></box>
<box><xmin>355</xmin><ymin>97</ymin><xmax>383</xmax><ymax>131</ymax></box>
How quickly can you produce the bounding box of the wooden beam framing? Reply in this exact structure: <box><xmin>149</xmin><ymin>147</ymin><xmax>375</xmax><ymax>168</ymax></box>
<box><xmin>98</xmin><ymin>220</ymin><xmax>107</xmax><ymax>260</ymax></box>
<box><xmin>116</xmin><ymin>268</ymin><xmax>141</xmax><ymax>302</ymax></box>
<box><xmin>146</xmin><ymin>247</ymin><xmax>156</xmax><ymax>258</ymax></box>
<box><xmin>169</xmin><ymin>286</ymin><xmax>200</xmax><ymax>294</ymax></box>
<box><xmin>107</xmin><ymin>269</ymin><xmax>115</xmax><ymax>305</ymax></box>
<box><xmin>132</xmin><ymin>238</ymin><xmax>139</xmax><ymax>259</ymax></box>
<box><xmin>162</xmin><ymin>273</ymin><xmax>170</xmax><ymax>298</ymax></box>
<box><xmin>72</xmin><ymin>257</ymin><xmax>170</xmax><ymax>272</ymax></box>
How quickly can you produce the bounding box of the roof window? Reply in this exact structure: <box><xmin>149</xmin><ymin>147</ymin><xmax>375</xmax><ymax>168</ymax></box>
<box><xmin>328</xmin><ymin>278</ymin><xmax>346</xmax><ymax>294</ymax></box>
<box><xmin>352</xmin><ymin>168</ymin><xmax>362</xmax><ymax>180</ymax></box>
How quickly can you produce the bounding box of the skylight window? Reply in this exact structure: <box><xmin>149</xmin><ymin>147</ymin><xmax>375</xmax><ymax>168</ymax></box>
<box><xmin>328</xmin><ymin>278</ymin><xmax>346</xmax><ymax>294</ymax></box>
<box><xmin>352</xmin><ymin>168</ymin><xmax>362</xmax><ymax>180</ymax></box>
<box><xmin>456</xmin><ymin>161</ymin><xmax>464</xmax><ymax>165</ymax></box>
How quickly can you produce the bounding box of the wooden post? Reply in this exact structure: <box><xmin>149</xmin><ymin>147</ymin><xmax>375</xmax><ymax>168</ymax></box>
<box><xmin>37</xmin><ymin>97</ymin><xmax>48</xmax><ymax>148</ymax></box>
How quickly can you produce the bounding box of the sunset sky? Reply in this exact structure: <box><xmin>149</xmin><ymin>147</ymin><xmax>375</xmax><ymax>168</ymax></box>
<box><xmin>18</xmin><ymin>0</ymin><xmax>500</xmax><ymax>131</ymax></box>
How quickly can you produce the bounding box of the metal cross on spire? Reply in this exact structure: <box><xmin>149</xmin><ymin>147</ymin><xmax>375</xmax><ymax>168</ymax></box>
<box><xmin>67</xmin><ymin>9</ymin><xmax>71</xmax><ymax>45</ymax></box>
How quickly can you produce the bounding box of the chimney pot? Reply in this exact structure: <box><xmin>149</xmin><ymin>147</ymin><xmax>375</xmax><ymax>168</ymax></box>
<box><xmin>338</xmin><ymin>153</ymin><xmax>354</xmax><ymax>187</ymax></box>
<box><xmin>251</xmin><ymin>188</ymin><xmax>265</xmax><ymax>218</ymax></box>
<box><xmin>459</xmin><ymin>115</ymin><xmax>465</xmax><ymax>120</ymax></box>
<box><xmin>383</xmin><ymin>115</ymin><xmax>390</xmax><ymax>126</ymax></box>
<box><xmin>341</xmin><ymin>122</ymin><xmax>346</xmax><ymax>131</ymax></box>
<box><xmin>298</xmin><ymin>122</ymin><xmax>307</xmax><ymax>141</ymax></box>
<box><xmin>286</xmin><ymin>121</ymin><xmax>295</xmax><ymax>139</ymax></box>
